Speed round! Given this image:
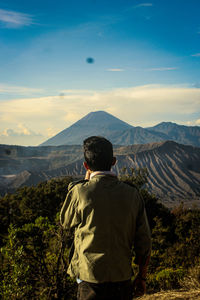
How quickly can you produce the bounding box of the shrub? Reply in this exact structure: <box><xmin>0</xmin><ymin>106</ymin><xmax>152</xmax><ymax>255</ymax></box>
<box><xmin>148</xmin><ymin>268</ymin><xmax>185</xmax><ymax>292</ymax></box>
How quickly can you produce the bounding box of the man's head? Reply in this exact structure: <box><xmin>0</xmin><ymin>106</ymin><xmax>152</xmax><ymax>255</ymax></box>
<box><xmin>83</xmin><ymin>136</ymin><xmax>116</xmax><ymax>171</ymax></box>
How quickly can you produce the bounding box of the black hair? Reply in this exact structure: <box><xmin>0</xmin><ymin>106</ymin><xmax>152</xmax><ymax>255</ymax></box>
<box><xmin>83</xmin><ymin>136</ymin><xmax>114</xmax><ymax>171</ymax></box>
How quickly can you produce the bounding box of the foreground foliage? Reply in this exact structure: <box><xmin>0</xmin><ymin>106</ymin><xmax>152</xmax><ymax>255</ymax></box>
<box><xmin>0</xmin><ymin>171</ymin><xmax>200</xmax><ymax>299</ymax></box>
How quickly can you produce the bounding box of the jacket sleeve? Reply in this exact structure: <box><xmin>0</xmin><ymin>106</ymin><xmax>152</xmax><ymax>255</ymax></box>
<box><xmin>134</xmin><ymin>193</ymin><xmax>152</xmax><ymax>264</ymax></box>
<box><xmin>60</xmin><ymin>184</ymin><xmax>81</xmax><ymax>229</ymax></box>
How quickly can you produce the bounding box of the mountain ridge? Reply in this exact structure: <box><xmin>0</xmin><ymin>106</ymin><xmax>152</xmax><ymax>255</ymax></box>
<box><xmin>40</xmin><ymin>111</ymin><xmax>200</xmax><ymax>147</ymax></box>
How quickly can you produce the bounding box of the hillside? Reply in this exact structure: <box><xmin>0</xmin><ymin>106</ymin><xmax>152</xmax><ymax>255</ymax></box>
<box><xmin>148</xmin><ymin>122</ymin><xmax>200</xmax><ymax>147</ymax></box>
<box><xmin>0</xmin><ymin>144</ymin><xmax>83</xmax><ymax>175</ymax></box>
<box><xmin>40</xmin><ymin>111</ymin><xmax>200</xmax><ymax>147</ymax></box>
<box><xmin>0</xmin><ymin>141</ymin><xmax>200</xmax><ymax>207</ymax></box>
<box><xmin>114</xmin><ymin>141</ymin><xmax>200</xmax><ymax>207</ymax></box>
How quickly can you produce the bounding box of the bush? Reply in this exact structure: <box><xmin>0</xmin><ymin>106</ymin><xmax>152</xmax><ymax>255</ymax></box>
<box><xmin>0</xmin><ymin>173</ymin><xmax>200</xmax><ymax>298</ymax></box>
<box><xmin>0</xmin><ymin>216</ymin><xmax>77</xmax><ymax>299</ymax></box>
<box><xmin>148</xmin><ymin>268</ymin><xmax>185</xmax><ymax>292</ymax></box>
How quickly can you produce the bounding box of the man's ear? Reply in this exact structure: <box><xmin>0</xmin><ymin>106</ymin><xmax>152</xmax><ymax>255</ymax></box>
<box><xmin>112</xmin><ymin>157</ymin><xmax>116</xmax><ymax>166</ymax></box>
<box><xmin>83</xmin><ymin>161</ymin><xmax>89</xmax><ymax>170</ymax></box>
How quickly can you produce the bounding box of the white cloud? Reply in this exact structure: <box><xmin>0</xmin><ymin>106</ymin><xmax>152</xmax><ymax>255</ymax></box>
<box><xmin>106</xmin><ymin>68</ymin><xmax>125</xmax><ymax>72</ymax></box>
<box><xmin>147</xmin><ymin>67</ymin><xmax>177</xmax><ymax>71</ymax></box>
<box><xmin>125</xmin><ymin>3</ymin><xmax>153</xmax><ymax>14</ymax></box>
<box><xmin>1</xmin><ymin>129</ymin><xmax>16</xmax><ymax>137</ymax></box>
<box><xmin>1</xmin><ymin>124</ymin><xmax>41</xmax><ymax>137</ymax></box>
<box><xmin>0</xmin><ymin>8</ymin><xmax>34</xmax><ymax>28</ymax></box>
<box><xmin>47</xmin><ymin>127</ymin><xmax>58</xmax><ymax>138</ymax></box>
<box><xmin>195</xmin><ymin>119</ymin><xmax>200</xmax><ymax>125</ymax></box>
<box><xmin>17</xmin><ymin>123</ymin><xmax>31</xmax><ymax>136</ymax></box>
<box><xmin>186</xmin><ymin>119</ymin><xmax>200</xmax><ymax>126</ymax></box>
<box><xmin>134</xmin><ymin>3</ymin><xmax>153</xmax><ymax>8</ymax></box>
<box><xmin>0</xmin><ymin>124</ymin><xmax>43</xmax><ymax>146</ymax></box>
<box><xmin>0</xmin><ymin>84</ymin><xmax>44</xmax><ymax>95</ymax></box>
<box><xmin>63</xmin><ymin>112</ymin><xmax>82</xmax><ymax>123</ymax></box>
<box><xmin>0</xmin><ymin>84</ymin><xmax>200</xmax><ymax>145</ymax></box>
<box><xmin>2</xmin><ymin>128</ymin><xmax>25</xmax><ymax>137</ymax></box>
<box><xmin>191</xmin><ymin>53</ymin><xmax>200</xmax><ymax>57</ymax></box>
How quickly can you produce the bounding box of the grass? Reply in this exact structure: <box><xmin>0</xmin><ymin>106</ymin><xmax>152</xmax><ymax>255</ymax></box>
<box><xmin>140</xmin><ymin>289</ymin><xmax>200</xmax><ymax>299</ymax></box>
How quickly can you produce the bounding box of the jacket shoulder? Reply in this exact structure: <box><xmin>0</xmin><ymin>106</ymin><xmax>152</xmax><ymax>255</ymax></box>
<box><xmin>121</xmin><ymin>180</ymin><xmax>139</xmax><ymax>191</ymax></box>
<box><xmin>68</xmin><ymin>179</ymin><xmax>89</xmax><ymax>191</ymax></box>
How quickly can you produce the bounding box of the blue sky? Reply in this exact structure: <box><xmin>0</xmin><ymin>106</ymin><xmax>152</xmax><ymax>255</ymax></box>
<box><xmin>0</xmin><ymin>0</ymin><xmax>200</xmax><ymax>145</ymax></box>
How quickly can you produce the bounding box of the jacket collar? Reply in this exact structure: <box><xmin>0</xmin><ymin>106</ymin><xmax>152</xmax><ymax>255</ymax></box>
<box><xmin>90</xmin><ymin>171</ymin><xmax>116</xmax><ymax>179</ymax></box>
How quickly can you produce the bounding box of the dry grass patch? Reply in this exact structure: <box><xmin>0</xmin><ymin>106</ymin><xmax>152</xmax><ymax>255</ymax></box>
<box><xmin>139</xmin><ymin>289</ymin><xmax>200</xmax><ymax>299</ymax></box>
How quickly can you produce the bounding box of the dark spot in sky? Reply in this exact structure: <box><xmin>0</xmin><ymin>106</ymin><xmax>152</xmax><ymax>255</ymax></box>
<box><xmin>86</xmin><ymin>57</ymin><xmax>95</xmax><ymax>64</ymax></box>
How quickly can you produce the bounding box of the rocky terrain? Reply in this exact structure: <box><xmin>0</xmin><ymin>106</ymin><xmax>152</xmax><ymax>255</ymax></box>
<box><xmin>1</xmin><ymin>141</ymin><xmax>200</xmax><ymax>207</ymax></box>
<box><xmin>114</xmin><ymin>141</ymin><xmax>200</xmax><ymax>207</ymax></box>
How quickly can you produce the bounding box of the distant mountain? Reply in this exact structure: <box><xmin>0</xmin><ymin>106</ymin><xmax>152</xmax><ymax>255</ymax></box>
<box><xmin>148</xmin><ymin>122</ymin><xmax>200</xmax><ymax>147</ymax></box>
<box><xmin>1</xmin><ymin>141</ymin><xmax>200</xmax><ymax>207</ymax></box>
<box><xmin>109</xmin><ymin>127</ymin><xmax>169</xmax><ymax>145</ymax></box>
<box><xmin>40</xmin><ymin>111</ymin><xmax>133</xmax><ymax>146</ymax></box>
<box><xmin>40</xmin><ymin>111</ymin><xmax>200</xmax><ymax>147</ymax></box>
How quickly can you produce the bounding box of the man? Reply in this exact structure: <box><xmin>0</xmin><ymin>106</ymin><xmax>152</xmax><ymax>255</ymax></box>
<box><xmin>60</xmin><ymin>136</ymin><xmax>151</xmax><ymax>300</ymax></box>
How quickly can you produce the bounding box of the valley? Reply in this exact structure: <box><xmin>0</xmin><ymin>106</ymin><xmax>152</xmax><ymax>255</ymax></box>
<box><xmin>1</xmin><ymin>141</ymin><xmax>200</xmax><ymax>208</ymax></box>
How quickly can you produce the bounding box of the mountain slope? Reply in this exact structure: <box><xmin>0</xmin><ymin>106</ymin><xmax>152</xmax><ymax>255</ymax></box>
<box><xmin>40</xmin><ymin>111</ymin><xmax>200</xmax><ymax>147</ymax></box>
<box><xmin>40</xmin><ymin>111</ymin><xmax>133</xmax><ymax>146</ymax></box>
<box><xmin>114</xmin><ymin>141</ymin><xmax>200</xmax><ymax>206</ymax></box>
<box><xmin>109</xmin><ymin>127</ymin><xmax>169</xmax><ymax>145</ymax></box>
<box><xmin>149</xmin><ymin>122</ymin><xmax>200</xmax><ymax>147</ymax></box>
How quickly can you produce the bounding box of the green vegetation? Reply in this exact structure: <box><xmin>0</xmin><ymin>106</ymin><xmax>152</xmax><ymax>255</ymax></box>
<box><xmin>0</xmin><ymin>171</ymin><xmax>200</xmax><ymax>299</ymax></box>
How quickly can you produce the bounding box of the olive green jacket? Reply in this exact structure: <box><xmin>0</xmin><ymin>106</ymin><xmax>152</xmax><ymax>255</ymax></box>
<box><xmin>60</xmin><ymin>174</ymin><xmax>151</xmax><ymax>283</ymax></box>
